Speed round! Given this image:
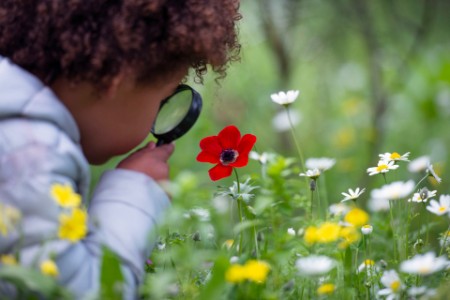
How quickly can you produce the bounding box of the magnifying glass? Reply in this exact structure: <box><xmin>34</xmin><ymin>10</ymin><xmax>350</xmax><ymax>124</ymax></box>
<box><xmin>151</xmin><ymin>84</ymin><xmax>202</xmax><ymax>146</ymax></box>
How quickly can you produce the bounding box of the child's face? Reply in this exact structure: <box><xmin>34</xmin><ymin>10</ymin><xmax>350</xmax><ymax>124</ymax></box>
<box><xmin>55</xmin><ymin>68</ymin><xmax>188</xmax><ymax>164</ymax></box>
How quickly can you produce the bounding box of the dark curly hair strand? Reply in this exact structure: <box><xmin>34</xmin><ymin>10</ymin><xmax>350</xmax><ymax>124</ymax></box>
<box><xmin>0</xmin><ymin>0</ymin><xmax>241</xmax><ymax>87</ymax></box>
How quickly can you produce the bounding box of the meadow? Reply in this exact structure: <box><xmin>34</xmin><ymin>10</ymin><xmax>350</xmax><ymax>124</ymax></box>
<box><xmin>1</xmin><ymin>1</ymin><xmax>450</xmax><ymax>299</ymax></box>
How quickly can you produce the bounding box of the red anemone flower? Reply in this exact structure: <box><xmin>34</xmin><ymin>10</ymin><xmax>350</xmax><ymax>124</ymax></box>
<box><xmin>196</xmin><ymin>125</ymin><xmax>257</xmax><ymax>181</ymax></box>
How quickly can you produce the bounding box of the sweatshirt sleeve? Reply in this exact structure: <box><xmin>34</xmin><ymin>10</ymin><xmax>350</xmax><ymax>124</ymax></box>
<box><xmin>0</xmin><ymin>126</ymin><xmax>170</xmax><ymax>299</ymax></box>
<box><xmin>88</xmin><ymin>169</ymin><xmax>171</xmax><ymax>281</ymax></box>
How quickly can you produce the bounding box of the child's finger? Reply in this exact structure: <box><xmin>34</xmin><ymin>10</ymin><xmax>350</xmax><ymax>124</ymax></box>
<box><xmin>153</xmin><ymin>143</ymin><xmax>175</xmax><ymax>161</ymax></box>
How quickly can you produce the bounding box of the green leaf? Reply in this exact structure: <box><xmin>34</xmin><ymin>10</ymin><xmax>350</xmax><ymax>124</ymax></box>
<box><xmin>100</xmin><ymin>247</ymin><xmax>124</xmax><ymax>300</ymax></box>
<box><xmin>197</xmin><ymin>255</ymin><xmax>229</xmax><ymax>300</ymax></box>
<box><xmin>0</xmin><ymin>265</ymin><xmax>72</xmax><ymax>299</ymax></box>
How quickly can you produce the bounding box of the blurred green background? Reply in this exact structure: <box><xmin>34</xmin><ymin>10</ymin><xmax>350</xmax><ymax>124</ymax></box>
<box><xmin>93</xmin><ymin>0</ymin><xmax>450</xmax><ymax>201</ymax></box>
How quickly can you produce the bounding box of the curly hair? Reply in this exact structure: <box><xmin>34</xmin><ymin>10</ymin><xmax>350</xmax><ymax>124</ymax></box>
<box><xmin>0</xmin><ymin>0</ymin><xmax>241</xmax><ymax>87</ymax></box>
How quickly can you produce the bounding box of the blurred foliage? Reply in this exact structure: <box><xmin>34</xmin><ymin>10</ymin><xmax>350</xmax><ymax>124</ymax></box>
<box><xmin>93</xmin><ymin>0</ymin><xmax>450</xmax><ymax>199</ymax></box>
<box><xmin>89</xmin><ymin>1</ymin><xmax>450</xmax><ymax>298</ymax></box>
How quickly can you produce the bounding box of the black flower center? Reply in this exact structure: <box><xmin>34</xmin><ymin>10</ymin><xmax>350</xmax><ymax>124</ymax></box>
<box><xmin>220</xmin><ymin>149</ymin><xmax>239</xmax><ymax>165</ymax></box>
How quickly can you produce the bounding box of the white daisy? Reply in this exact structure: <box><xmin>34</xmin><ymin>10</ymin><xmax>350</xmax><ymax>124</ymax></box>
<box><xmin>439</xmin><ymin>230</ymin><xmax>450</xmax><ymax>247</ymax></box>
<box><xmin>400</xmin><ymin>252</ymin><xmax>449</xmax><ymax>275</ymax></box>
<box><xmin>184</xmin><ymin>207</ymin><xmax>210</xmax><ymax>222</ymax></box>
<box><xmin>426</xmin><ymin>194</ymin><xmax>450</xmax><ymax>216</ymax></box>
<box><xmin>379</xmin><ymin>152</ymin><xmax>410</xmax><ymax>162</ymax></box>
<box><xmin>408</xmin><ymin>155</ymin><xmax>430</xmax><ymax>173</ymax></box>
<box><xmin>295</xmin><ymin>255</ymin><xmax>336</xmax><ymax>276</ymax></box>
<box><xmin>272</xmin><ymin>110</ymin><xmax>301</xmax><ymax>132</ymax></box>
<box><xmin>249</xmin><ymin>151</ymin><xmax>274</xmax><ymax>165</ymax></box>
<box><xmin>371</xmin><ymin>180</ymin><xmax>415</xmax><ymax>201</ymax></box>
<box><xmin>408</xmin><ymin>188</ymin><xmax>437</xmax><ymax>203</ymax></box>
<box><xmin>271</xmin><ymin>90</ymin><xmax>299</xmax><ymax>106</ymax></box>
<box><xmin>426</xmin><ymin>163</ymin><xmax>442</xmax><ymax>184</ymax></box>
<box><xmin>367</xmin><ymin>160</ymin><xmax>399</xmax><ymax>176</ymax></box>
<box><xmin>287</xmin><ymin>228</ymin><xmax>296</xmax><ymax>236</ymax></box>
<box><xmin>357</xmin><ymin>259</ymin><xmax>377</xmax><ymax>276</ymax></box>
<box><xmin>299</xmin><ymin>168</ymin><xmax>321</xmax><ymax>180</ymax></box>
<box><xmin>361</xmin><ymin>224</ymin><xmax>373</xmax><ymax>235</ymax></box>
<box><xmin>341</xmin><ymin>187</ymin><xmax>366</xmax><ymax>202</ymax></box>
<box><xmin>329</xmin><ymin>203</ymin><xmax>350</xmax><ymax>216</ymax></box>
<box><xmin>305</xmin><ymin>157</ymin><xmax>336</xmax><ymax>171</ymax></box>
<box><xmin>368</xmin><ymin>197</ymin><xmax>390</xmax><ymax>212</ymax></box>
<box><xmin>377</xmin><ymin>270</ymin><xmax>403</xmax><ymax>300</ymax></box>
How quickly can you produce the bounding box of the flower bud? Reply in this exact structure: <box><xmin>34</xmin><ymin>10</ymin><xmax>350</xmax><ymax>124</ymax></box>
<box><xmin>361</xmin><ymin>224</ymin><xmax>373</xmax><ymax>235</ymax></box>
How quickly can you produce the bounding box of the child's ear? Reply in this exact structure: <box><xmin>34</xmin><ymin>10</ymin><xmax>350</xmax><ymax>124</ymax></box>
<box><xmin>104</xmin><ymin>72</ymin><xmax>125</xmax><ymax>100</ymax></box>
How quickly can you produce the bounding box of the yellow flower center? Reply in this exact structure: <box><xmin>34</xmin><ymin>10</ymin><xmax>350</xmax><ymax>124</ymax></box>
<box><xmin>376</xmin><ymin>164</ymin><xmax>388</xmax><ymax>172</ymax></box>
<box><xmin>364</xmin><ymin>259</ymin><xmax>375</xmax><ymax>266</ymax></box>
<box><xmin>390</xmin><ymin>280</ymin><xmax>401</xmax><ymax>292</ymax></box>
<box><xmin>390</xmin><ymin>152</ymin><xmax>401</xmax><ymax>159</ymax></box>
<box><xmin>439</xmin><ymin>206</ymin><xmax>446</xmax><ymax>212</ymax></box>
<box><xmin>419</xmin><ymin>266</ymin><xmax>431</xmax><ymax>274</ymax></box>
<box><xmin>317</xmin><ymin>283</ymin><xmax>335</xmax><ymax>295</ymax></box>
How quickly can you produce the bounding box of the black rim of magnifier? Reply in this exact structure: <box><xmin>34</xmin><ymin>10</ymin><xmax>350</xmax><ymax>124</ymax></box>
<box><xmin>151</xmin><ymin>84</ymin><xmax>202</xmax><ymax>145</ymax></box>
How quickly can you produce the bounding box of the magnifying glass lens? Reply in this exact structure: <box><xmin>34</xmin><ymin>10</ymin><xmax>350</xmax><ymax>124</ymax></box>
<box><xmin>153</xmin><ymin>89</ymin><xmax>192</xmax><ymax>134</ymax></box>
<box><xmin>151</xmin><ymin>84</ymin><xmax>202</xmax><ymax>145</ymax></box>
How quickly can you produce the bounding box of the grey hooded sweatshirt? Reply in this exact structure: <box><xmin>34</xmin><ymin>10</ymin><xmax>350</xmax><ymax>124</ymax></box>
<box><xmin>0</xmin><ymin>56</ymin><xmax>170</xmax><ymax>299</ymax></box>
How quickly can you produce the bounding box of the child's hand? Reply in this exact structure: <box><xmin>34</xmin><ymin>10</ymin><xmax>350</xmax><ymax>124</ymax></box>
<box><xmin>117</xmin><ymin>142</ymin><xmax>175</xmax><ymax>181</ymax></box>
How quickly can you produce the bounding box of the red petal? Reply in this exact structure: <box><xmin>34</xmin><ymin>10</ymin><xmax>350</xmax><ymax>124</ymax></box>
<box><xmin>196</xmin><ymin>151</ymin><xmax>219</xmax><ymax>164</ymax></box>
<box><xmin>237</xmin><ymin>134</ymin><xmax>257</xmax><ymax>155</ymax></box>
<box><xmin>218</xmin><ymin>125</ymin><xmax>241</xmax><ymax>149</ymax></box>
<box><xmin>229</xmin><ymin>155</ymin><xmax>249</xmax><ymax>168</ymax></box>
<box><xmin>230</xmin><ymin>134</ymin><xmax>256</xmax><ymax>167</ymax></box>
<box><xmin>208</xmin><ymin>164</ymin><xmax>233</xmax><ymax>181</ymax></box>
<box><xmin>199</xmin><ymin>136</ymin><xmax>222</xmax><ymax>156</ymax></box>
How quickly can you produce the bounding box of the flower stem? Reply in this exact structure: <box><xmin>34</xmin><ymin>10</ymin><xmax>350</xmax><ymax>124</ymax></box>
<box><xmin>413</xmin><ymin>173</ymin><xmax>430</xmax><ymax>192</ymax></box>
<box><xmin>389</xmin><ymin>200</ymin><xmax>398</xmax><ymax>262</ymax></box>
<box><xmin>285</xmin><ymin>106</ymin><xmax>305</xmax><ymax>171</ymax></box>
<box><xmin>234</xmin><ymin>169</ymin><xmax>244</xmax><ymax>255</ymax></box>
<box><xmin>439</xmin><ymin>223</ymin><xmax>450</xmax><ymax>256</ymax></box>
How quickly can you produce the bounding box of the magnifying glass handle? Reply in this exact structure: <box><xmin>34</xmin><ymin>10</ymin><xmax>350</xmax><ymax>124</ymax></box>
<box><xmin>156</xmin><ymin>139</ymin><xmax>169</xmax><ymax>147</ymax></box>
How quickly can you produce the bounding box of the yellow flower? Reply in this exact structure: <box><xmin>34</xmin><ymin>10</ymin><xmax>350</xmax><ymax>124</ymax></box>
<box><xmin>304</xmin><ymin>226</ymin><xmax>318</xmax><ymax>244</ymax></box>
<box><xmin>225</xmin><ymin>260</ymin><xmax>271</xmax><ymax>284</ymax></box>
<box><xmin>339</xmin><ymin>226</ymin><xmax>361</xmax><ymax>249</ymax></box>
<box><xmin>344</xmin><ymin>208</ymin><xmax>369</xmax><ymax>227</ymax></box>
<box><xmin>316</xmin><ymin>222</ymin><xmax>341</xmax><ymax>243</ymax></box>
<box><xmin>225</xmin><ymin>264</ymin><xmax>247</xmax><ymax>283</ymax></box>
<box><xmin>317</xmin><ymin>283</ymin><xmax>335</xmax><ymax>295</ymax></box>
<box><xmin>223</xmin><ymin>239</ymin><xmax>234</xmax><ymax>250</ymax></box>
<box><xmin>0</xmin><ymin>254</ymin><xmax>17</xmax><ymax>265</ymax></box>
<box><xmin>51</xmin><ymin>183</ymin><xmax>81</xmax><ymax>208</ymax></box>
<box><xmin>58</xmin><ymin>208</ymin><xmax>88</xmax><ymax>242</ymax></box>
<box><xmin>244</xmin><ymin>260</ymin><xmax>270</xmax><ymax>283</ymax></box>
<box><xmin>0</xmin><ymin>203</ymin><xmax>21</xmax><ymax>236</ymax></box>
<box><xmin>40</xmin><ymin>259</ymin><xmax>59</xmax><ymax>278</ymax></box>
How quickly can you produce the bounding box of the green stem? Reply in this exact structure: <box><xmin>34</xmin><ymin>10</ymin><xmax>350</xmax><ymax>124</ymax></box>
<box><xmin>285</xmin><ymin>106</ymin><xmax>305</xmax><ymax>171</ymax></box>
<box><xmin>321</xmin><ymin>175</ymin><xmax>329</xmax><ymax>219</ymax></box>
<box><xmin>439</xmin><ymin>223</ymin><xmax>450</xmax><ymax>256</ymax></box>
<box><xmin>234</xmin><ymin>169</ymin><xmax>244</xmax><ymax>255</ymax></box>
<box><xmin>382</xmin><ymin>173</ymin><xmax>387</xmax><ymax>184</ymax></box>
<box><xmin>389</xmin><ymin>200</ymin><xmax>397</xmax><ymax>262</ymax></box>
<box><xmin>310</xmin><ymin>188</ymin><xmax>314</xmax><ymax>219</ymax></box>
<box><xmin>413</xmin><ymin>173</ymin><xmax>430</xmax><ymax>192</ymax></box>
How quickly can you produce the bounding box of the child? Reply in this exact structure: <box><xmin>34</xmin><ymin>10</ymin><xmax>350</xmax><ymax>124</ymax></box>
<box><xmin>0</xmin><ymin>0</ymin><xmax>241</xmax><ymax>298</ymax></box>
